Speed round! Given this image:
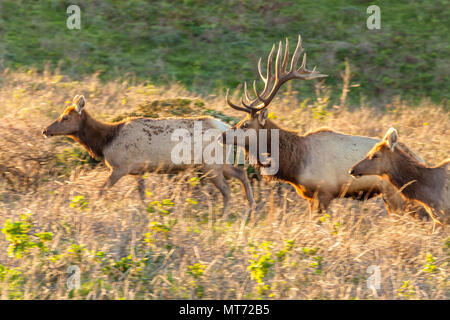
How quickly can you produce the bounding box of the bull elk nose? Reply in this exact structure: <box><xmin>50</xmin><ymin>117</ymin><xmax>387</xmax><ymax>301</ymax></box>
<box><xmin>348</xmin><ymin>168</ymin><xmax>355</xmax><ymax>175</ymax></box>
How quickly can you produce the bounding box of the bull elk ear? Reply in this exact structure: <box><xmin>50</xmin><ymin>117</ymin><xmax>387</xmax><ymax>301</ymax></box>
<box><xmin>74</xmin><ymin>95</ymin><xmax>86</xmax><ymax>115</ymax></box>
<box><xmin>383</xmin><ymin>127</ymin><xmax>398</xmax><ymax>151</ymax></box>
<box><xmin>257</xmin><ymin>109</ymin><xmax>268</xmax><ymax>126</ymax></box>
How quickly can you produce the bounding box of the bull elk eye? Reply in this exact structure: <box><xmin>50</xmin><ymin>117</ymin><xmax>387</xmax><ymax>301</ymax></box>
<box><xmin>372</xmin><ymin>154</ymin><xmax>379</xmax><ymax>159</ymax></box>
<box><xmin>242</xmin><ymin>122</ymin><xmax>249</xmax><ymax>128</ymax></box>
<box><xmin>61</xmin><ymin>115</ymin><xmax>69</xmax><ymax>121</ymax></box>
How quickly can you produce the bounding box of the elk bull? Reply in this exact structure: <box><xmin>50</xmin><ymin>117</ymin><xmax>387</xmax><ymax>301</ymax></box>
<box><xmin>350</xmin><ymin>128</ymin><xmax>450</xmax><ymax>224</ymax></box>
<box><xmin>43</xmin><ymin>95</ymin><xmax>255</xmax><ymax>212</ymax></box>
<box><xmin>220</xmin><ymin>34</ymin><xmax>424</xmax><ymax>214</ymax></box>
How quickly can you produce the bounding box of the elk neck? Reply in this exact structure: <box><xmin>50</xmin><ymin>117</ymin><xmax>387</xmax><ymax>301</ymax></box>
<box><xmin>69</xmin><ymin>111</ymin><xmax>123</xmax><ymax>159</ymax></box>
<box><xmin>387</xmin><ymin>148</ymin><xmax>446</xmax><ymax>206</ymax></box>
<box><xmin>257</xmin><ymin>120</ymin><xmax>308</xmax><ymax>184</ymax></box>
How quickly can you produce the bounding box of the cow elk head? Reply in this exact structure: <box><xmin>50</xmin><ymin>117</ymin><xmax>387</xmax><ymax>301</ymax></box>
<box><xmin>43</xmin><ymin>95</ymin><xmax>86</xmax><ymax>137</ymax></box>
<box><xmin>349</xmin><ymin>127</ymin><xmax>399</xmax><ymax>177</ymax></box>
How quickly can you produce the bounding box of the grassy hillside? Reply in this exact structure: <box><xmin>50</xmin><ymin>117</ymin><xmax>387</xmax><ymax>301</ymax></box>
<box><xmin>0</xmin><ymin>69</ymin><xmax>448</xmax><ymax>299</ymax></box>
<box><xmin>1</xmin><ymin>0</ymin><xmax>449</xmax><ymax>105</ymax></box>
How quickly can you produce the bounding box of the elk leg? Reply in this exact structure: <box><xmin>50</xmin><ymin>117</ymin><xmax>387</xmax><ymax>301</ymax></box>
<box><xmin>318</xmin><ymin>192</ymin><xmax>333</xmax><ymax>213</ymax></box>
<box><xmin>136</xmin><ymin>175</ymin><xmax>146</xmax><ymax>202</ymax></box>
<box><xmin>308</xmin><ymin>192</ymin><xmax>333</xmax><ymax>214</ymax></box>
<box><xmin>379</xmin><ymin>180</ymin><xmax>405</xmax><ymax>214</ymax></box>
<box><xmin>382</xmin><ymin>182</ymin><xmax>430</xmax><ymax>219</ymax></box>
<box><xmin>381</xmin><ymin>192</ymin><xmax>404</xmax><ymax>214</ymax></box>
<box><xmin>319</xmin><ymin>193</ymin><xmax>334</xmax><ymax>213</ymax></box>
<box><xmin>209</xmin><ymin>171</ymin><xmax>231</xmax><ymax>214</ymax></box>
<box><xmin>98</xmin><ymin>168</ymin><xmax>126</xmax><ymax>197</ymax></box>
<box><xmin>223</xmin><ymin>165</ymin><xmax>255</xmax><ymax>208</ymax></box>
<box><xmin>307</xmin><ymin>199</ymin><xmax>315</xmax><ymax>215</ymax></box>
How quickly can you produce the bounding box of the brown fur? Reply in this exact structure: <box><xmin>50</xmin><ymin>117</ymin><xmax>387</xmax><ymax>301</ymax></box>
<box><xmin>258</xmin><ymin>123</ymin><xmax>389</xmax><ymax>201</ymax></box>
<box><xmin>221</xmin><ymin>34</ymin><xmax>415</xmax><ymax>213</ymax></box>
<box><xmin>257</xmin><ymin>120</ymin><xmax>309</xmax><ymax>185</ymax></box>
<box><xmin>43</xmin><ymin>96</ymin><xmax>255</xmax><ymax>212</ymax></box>
<box><xmin>381</xmin><ymin>143</ymin><xmax>447</xmax><ymax>206</ymax></box>
<box><xmin>68</xmin><ymin>109</ymin><xmax>124</xmax><ymax>159</ymax></box>
<box><xmin>351</xmin><ymin>131</ymin><xmax>449</xmax><ymax>223</ymax></box>
<box><xmin>221</xmin><ymin>110</ymin><xmax>429</xmax><ymax>214</ymax></box>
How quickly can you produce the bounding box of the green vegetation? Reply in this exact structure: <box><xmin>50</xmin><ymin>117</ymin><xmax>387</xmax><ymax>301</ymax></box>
<box><xmin>0</xmin><ymin>264</ymin><xmax>24</xmax><ymax>299</ymax></box>
<box><xmin>396</xmin><ymin>280</ymin><xmax>416</xmax><ymax>299</ymax></box>
<box><xmin>187</xmin><ymin>263</ymin><xmax>207</xmax><ymax>298</ymax></box>
<box><xmin>70</xmin><ymin>195</ymin><xmax>89</xmax><ymax>211</ymax></box>
<box><xmin>112</xmin><ymin>97</ymin><xmax>239</xmax><ymax>124</ymax></box>
<box><xmin>54</xmin><ymin>146</ymin><xmax>100</xmax><ymax>176</ymax></box>
<box><xmin>1</xmin><ymin>212</ymin><xmax>53</xmax><ymax>259</ymax></box>
<box><xmin>0</xmin><ymin>50</ymin><xmax>448</xmax><ymax>299</ymax></box>
<box><xmin>423</xmin><ymin>253</ymin><xmax>438</xmax><ymax>274</ymax></box>
<box><xmin>247</xmin><ymin>241</ymin><xmax>275</xmax><ymax>298</ymax></box>
<box><xmin>1</xmin><ymin>0</ymin><xmax>449</xmax><ymax>105</ymax></box>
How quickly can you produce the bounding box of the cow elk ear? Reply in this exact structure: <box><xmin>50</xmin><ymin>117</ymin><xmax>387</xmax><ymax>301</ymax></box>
<box><xmin>257</xmin><ymin>109</ymin><xmax>268</xmax><ymax>126</ymax></box>
<box><xmin>74</xmin><ymin>95</ymin><xmax>86</xmax><ymax>115</ymax></box>
<box><xmin>383</xmin><ymin>127</ymin><xmax>398</xmax><ymax>151</ymax></box>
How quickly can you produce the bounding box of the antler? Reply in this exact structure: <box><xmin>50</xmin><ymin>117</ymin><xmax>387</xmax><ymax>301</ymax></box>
<box><xmin>226</xmin><ymin>34</ymin><xmax>327</xmax><ymax>114</ymax></box>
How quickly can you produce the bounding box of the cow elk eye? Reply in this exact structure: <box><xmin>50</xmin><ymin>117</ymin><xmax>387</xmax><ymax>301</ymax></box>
<box><xmin>372</xmin><ymin>154</ymin><xmax>379</xmax><ymax>159</ymax></box>
<box><xmin>62</xmin><ymin>116</ymin><xmax>69</xmax><ymax>121</ymax></box>
<box><xmin>242</xmin><ymin>122</ymin><xmax>248</xmax><ymax>128</ymax></box>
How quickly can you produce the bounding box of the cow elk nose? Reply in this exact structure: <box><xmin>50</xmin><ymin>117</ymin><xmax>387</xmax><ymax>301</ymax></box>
<box><xmin>348</xmin><ymin>168</ymin><xmax>355</xmax><ymax>175</ymax></box>
<box><xmin>42</xmin><ymin>129</ymin><xmax>51</xmax><ymax>137</ymax></box>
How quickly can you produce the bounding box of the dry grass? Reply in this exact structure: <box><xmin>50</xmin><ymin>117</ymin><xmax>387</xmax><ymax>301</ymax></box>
<box><xmin>0</xmin><ymin>69</ymin><xmax>448</xmax><ymax>300</ymax></box>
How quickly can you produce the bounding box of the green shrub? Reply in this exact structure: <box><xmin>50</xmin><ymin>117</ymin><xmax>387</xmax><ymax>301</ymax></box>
<box><xmin>1</xmin><ymin>212</ymin><xmax>53</xmax><ymax>259</ymax></box>
<box><xmin>54</xmin><ymin>147</ymin><xmax>100</xmax><ymax>176</ymax></box>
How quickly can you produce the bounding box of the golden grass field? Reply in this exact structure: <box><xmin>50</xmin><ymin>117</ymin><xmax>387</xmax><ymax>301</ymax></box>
<box><xmin>0</xmin><ymin>68</ymin><xmax>448</xmax><ymax>300</ymax></box>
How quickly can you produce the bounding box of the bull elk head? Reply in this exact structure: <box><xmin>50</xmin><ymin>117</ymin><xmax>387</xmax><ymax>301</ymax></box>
<box><xmin>221</xmin><ymin>34</ymin><xmax>327</xmax><ymax>145</ymax></box>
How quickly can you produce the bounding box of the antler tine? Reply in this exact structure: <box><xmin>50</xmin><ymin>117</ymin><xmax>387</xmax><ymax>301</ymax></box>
<box><xmin>294</xmin><ymin>53</ymin><xmax>328</xmax><ymax>80</ymax></box>
<box><xmin>260</xmin><ymin>45</ymin><xmax>276</xmax><ymax>97</ymax></box>
<box><xmin>243</xmin><ymin>81</ymin><xmax>258</xmax><ymax>105</ymax></box>
<box><xmin>241</xmin><ymin>95</ymin><xmax>256</xmax><ymax>109</ymax></box>
<box><xmin>252</xmin><ymin>80</ymin><xmax>258</xmax><ymax>99</ymax></box>
<box><xmin>257</xmin><ymin>58</ymin><xmax>266</xmax><ymax>83</ymax></box>
<box><xmin>243</xmin><ymin>82</ymin><xmax>250</xmax><ymax>102</ymax></box>
<box><xmin>255</xmin><ymin>37</ymin><xmax>296</xmax><ymax>106</ymax></box>
<box><xmin>266</xmin><ymin>44</ymin><xmax>276</xmax><ymax>84</ymax></box>
<box><xmin>226</xmin><ymin>89</ymin><xmax>251</xmax><ymax>113</ymax></box>
<box><xmin>281</xmin><ymin>37</ymin><xmax>289</xmax><ymax>74</ymax></box>
<box><xmin>257</xmin><ymin>34</ymin><xmax>327</xmax><ymax>107</ymax></box>
<box><xmin>251</xmin><ymin>99</ymin><xmax>268</xmax><ymax>112</ymax></box>
<box><xmin>251</xmin><ymin>41</ymin><xmax>282</xmax><ymax>110</ymax></box>
<box><xmin>289</xmin><ymin>34</ymin><xmax>304</xmax><ymax>73</ymax></box>
<box><xmin>245</xmin><ymin>43</ymin><xmax>276</xmax><ymax>110</ymax></box>
<box><xmin>298</xmin><ymin>52</ymin><xmax>307</xmax><ymax>73</ymax></box>
<box><xmin>274</xmin><ymin>41</ymin><xmax>283</xmax><ymax>85</ymax></box>
<box><xmin>224</xmin><ymin>34</ymin><xmax>327</xmax><ymax>114</ymax></box>
<box><xmin>241</xmin><ymin>96</ymin><xmax>249</xmax><ymax>108</ymax></box>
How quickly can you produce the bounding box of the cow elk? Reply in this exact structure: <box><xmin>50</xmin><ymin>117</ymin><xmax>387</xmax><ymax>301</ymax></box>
<box><xmin>350</xmin><ymin>128</ymin><xmax>450</xmax><ymax>225</ymax></box>
<box><xmin>43</xmin><ymin>95</ymin><xmax>255</xmax><ymax>213</ymax></box>
<box><xmin>220</xmin><ymin>34</ymin><xmax>424</xmax><ymax>214</ymax></box>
